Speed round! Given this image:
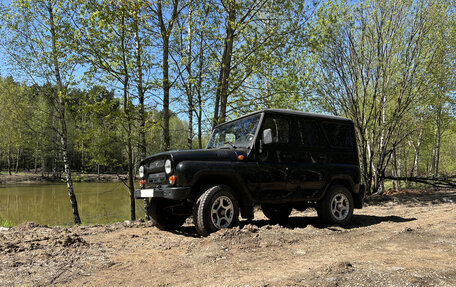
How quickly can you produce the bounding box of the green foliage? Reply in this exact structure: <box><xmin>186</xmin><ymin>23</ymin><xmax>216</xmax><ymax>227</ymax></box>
<box><xmin>0</xmin><ymin>219</ymin><xmax>14</xmax><ymax>228</ymax></box>
<box><xmin>309</xmin><ymin>0</ymin><xmax>456</xmax><ymax>192</ymax></box>
<box><xmin>0</xmin><ymin>77</ymin><xmax>190</xmax><ymax>174</ymax></box>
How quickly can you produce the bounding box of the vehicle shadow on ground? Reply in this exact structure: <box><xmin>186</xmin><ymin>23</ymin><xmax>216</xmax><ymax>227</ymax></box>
<box><xmin>166</xmin><ymin>191</ymin><xmax>452</xmax><ymax>237</ymax></box>
<box><xmin>239</xmin><ymin>214</ymin><xmax>416</xmax><ymax>230</ymax></box>
<box><xmin>170</xmin><ymin>226</ymin><xmax>200</xmax><ymax>238</ymax></box>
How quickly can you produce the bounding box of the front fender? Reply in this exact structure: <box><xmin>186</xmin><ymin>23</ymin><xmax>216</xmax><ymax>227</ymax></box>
<box><xmin>175</xmin><ymin>160</ymin><xmax>255</xmax><ymax>217</ymax></box>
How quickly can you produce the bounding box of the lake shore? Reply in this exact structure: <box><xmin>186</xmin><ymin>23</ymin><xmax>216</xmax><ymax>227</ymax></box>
<box><xmin>0</xmin><ymin>172</ymin><xmax>124</xmax><ymax>185</ymax></box>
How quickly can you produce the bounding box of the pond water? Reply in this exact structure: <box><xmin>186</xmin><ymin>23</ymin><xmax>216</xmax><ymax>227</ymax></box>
<box><xmin>0</xmin><ymin>182</ymin><xmax>146</xmax><ymax>226</ymax></box>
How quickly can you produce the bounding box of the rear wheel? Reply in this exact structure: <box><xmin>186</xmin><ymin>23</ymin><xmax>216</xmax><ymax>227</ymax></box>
<box><xmin>193</xmin><ymin>185</ymin><xmax>239</xmax><ymax>237</ymax></box>
<box><xmin>147</xmin><ymin>198</ymin><xmax>187</xmax><ymax>230</ymax></box>
<box><xmin>317</xmin><ymin>185</ymin><xmax>354</xmax><ymax>225</ymax></box>
<box><xmin>261</xmin><ymin>204</ymin><xmax>292</xmax><ymax>223</ymax></box>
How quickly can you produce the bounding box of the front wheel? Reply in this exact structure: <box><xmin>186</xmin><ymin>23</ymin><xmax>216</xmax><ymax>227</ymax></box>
<box><xmin>317</xmin><ymin>185</ymin><xmax>354</xmax><ymax>225</ymax></box>
<box><xmin>193</xmin><ymin>185</ymin><xmax>239</xmax><ymax>237</ymax></box>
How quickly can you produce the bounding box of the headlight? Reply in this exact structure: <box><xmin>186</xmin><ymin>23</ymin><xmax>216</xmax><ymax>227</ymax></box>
<box><xmin>139</xmin><ymin>165</ymin><xmax>145</xmax><ymax>178</ymax></box>
<box><xmin>164</xmin><ymin>159</ymin><xmax>172</xmax><ymax>174</ymax></box>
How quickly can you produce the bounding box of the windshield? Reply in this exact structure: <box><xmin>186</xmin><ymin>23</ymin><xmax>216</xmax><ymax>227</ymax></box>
<box><xmin>207</xmin><ymin>113</ymin><xmax>262</xmax><ymax>149</ymax></box>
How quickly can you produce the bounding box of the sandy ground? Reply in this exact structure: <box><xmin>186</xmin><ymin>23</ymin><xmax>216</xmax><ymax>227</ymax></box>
<box><xmin>1</xmin><ymin>189</ymin><xmax>456</xmax><ymax>287</ymax></box>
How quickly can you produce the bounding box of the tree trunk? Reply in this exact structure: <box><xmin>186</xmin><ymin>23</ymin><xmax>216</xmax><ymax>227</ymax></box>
<box><xmin>127</xmin><ymin>125</ymin><xmax>136</xmax><ymax>221</ymax></box>
<box><xmin>214</xmin><ymin>2</ymin><xmax>236</xmax><ymax>126</ymax></box>
<box><xmin>41</xmin><ymin>155</ymin><xmax>45</xmax><ymax>178</ymax></box>
<box><xmin>392</xmin><ymin>147</ymin><xmax>401</xmax><ymax>190</ymax></box>
<box><xmin>15</xmin><ymin>148</ymin><xmax>20</xmax><ymax>174</ymax></box>
<box><xmin>162</xmin><ymin>38</ymin><xmax>171</xmax><ymax>151</ymax></box>
<box><xmin>430</xmin><ymin>104</ymin><xmax>442</xmax><ymax>178</ymax></box>
<box><xmin>125</xmin><ymin>88</ymin><xmax>136</xmax><ymax>221</ymax></box>
<box><xmin>134</xmin><ymin>11</ymin><xmax>146</xmax><ymax>160</ymax></box>
<box><xmin>186</xmin><ymin>0</ymin><xmax>193</xmax><ymax>150</ymax></box>
<box><xmin>157</xmin><ymin>0</ymin><xmax>180</xmax><ymax>152</ymax></box>
<box><xmin>7</xmin><ymin>141</ymin><xmax>11</xmax><ymax>176</ymax></box>
<box><xmin>434</xmin><ymin>108</ymin><xmax>441</xmax><ymax>178</ymax></box>
<box><xmin>196</xmin><ymin>27</ymin><xmax>204</xmax><ymax>149</ymax></box>
<box><xmin>48</xmin><ymin>4</ymin><xmax>81</xmax><ymax>224</ymax></box>
<box><xmin>213</xmin><ymin>46</ymin><xmax>224</xmax><ymax>128</ymax></box>
<box><xmin>397</xmin><ymin>146</ymin><xmax>402</xmax><ymax>189</ymax></box>
<box><xmin>411</xmin><ymin>139</ymin><xmax>421</xmax><ymax>177</ymax></box>
<box><xmin>119</xmin><ymin>12</ymin><xmax>136</xmax><ymax>221</ymax></box>
<box><xmin>34</xmin><ymin>141</ymin><xmax>38</xmax><ymax>174</ymax></box>
<box><xmin>134</xmin><ymin>8</ymin><xmax>149</xmax><ymax>220</ymax></box>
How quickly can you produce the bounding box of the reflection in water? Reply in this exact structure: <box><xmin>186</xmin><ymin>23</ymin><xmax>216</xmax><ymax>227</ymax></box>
<box><xmin>0</xmin><ymin>182</ymin><xmax>145</xmax><ymax>226</ymax></box>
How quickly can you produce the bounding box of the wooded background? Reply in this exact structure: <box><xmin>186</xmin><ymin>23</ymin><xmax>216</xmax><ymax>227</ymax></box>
<box><xmin>0</xmin><ymin>0</ymin><xmax>455</xmax><ymax>223</ymax></box>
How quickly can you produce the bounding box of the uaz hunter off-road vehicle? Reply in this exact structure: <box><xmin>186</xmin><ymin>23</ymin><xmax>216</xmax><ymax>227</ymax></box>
<box><xmin>135</xmin><ymin>109</ymin><xmax>365</xmax><ymax>236</ymax></box>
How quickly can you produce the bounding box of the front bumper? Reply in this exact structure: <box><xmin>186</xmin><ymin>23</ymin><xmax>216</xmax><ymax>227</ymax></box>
<box><xmin>134</xmin><ymin>187</ymin><xmax>191</xmax><ymax>201</ymax></box>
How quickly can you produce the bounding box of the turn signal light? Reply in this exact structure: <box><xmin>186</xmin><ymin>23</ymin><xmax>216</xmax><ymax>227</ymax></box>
<box><xmin>238</xmin><ymin>155</ymin><xmax>244</xmax><ymax>161</ymax></box>
<box><xmin>169</xmin><ymin>175</ymin><xmax>176</xmax><ymax>185</ymax></box>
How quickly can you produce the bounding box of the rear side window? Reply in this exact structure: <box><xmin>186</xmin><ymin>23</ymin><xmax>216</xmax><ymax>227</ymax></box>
<box><xmin>298</xmin><ymin>119</ymin><xmax>322</xmax><ymax>147</ymax></box>
<box><xmin>322</xmin><ymin>122</ymin><xmax>354</xmax><ymax>148</ymax></box>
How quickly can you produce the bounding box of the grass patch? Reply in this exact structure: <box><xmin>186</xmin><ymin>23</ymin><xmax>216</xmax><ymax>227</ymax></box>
<box><xmin>0</xmin><ymin>219</ymin><xmax>14</xmax><ymax>228</ymax></box>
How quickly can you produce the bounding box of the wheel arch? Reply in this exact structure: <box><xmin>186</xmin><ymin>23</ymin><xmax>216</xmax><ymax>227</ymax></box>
<box><xmin>189</xmin><ymin>171</ymin><xmax>254</xmax><ymax>220</ymax></box>
<box><xmin>324</xmin><ymin>176</ymin><xmax>362</xmax><ymax>209</ymax></box>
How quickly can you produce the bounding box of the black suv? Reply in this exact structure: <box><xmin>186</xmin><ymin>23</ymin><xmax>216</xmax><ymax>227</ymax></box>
<box><xmin>135</xmin><ymin>109</ymin><xmax>365</xmax><ymax>236</ymax></box>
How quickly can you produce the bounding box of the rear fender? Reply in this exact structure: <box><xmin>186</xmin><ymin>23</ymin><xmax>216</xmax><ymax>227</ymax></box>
<box><xmin>323</xmin><ymin>175</ymin><xmax>363</xmax><ymax>209</ymax></box>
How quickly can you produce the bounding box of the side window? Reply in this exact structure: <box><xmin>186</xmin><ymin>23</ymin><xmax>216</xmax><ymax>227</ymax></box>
<box><xmin>298</xmin><ymin>119</ymin><xmax>322</xmax><ymax>147</ymax></box>
<box><xmin>322</xmin><ymin>122</ymin><xmax>354</xmax><ymax>148</ymax></box>
<box><xmin>262</xmin><ymin>117</ymin><xmax>289</xmax><ymax>144</ymax></box>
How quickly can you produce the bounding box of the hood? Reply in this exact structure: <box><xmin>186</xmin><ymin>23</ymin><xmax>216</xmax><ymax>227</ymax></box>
<box><xmin>140</xmin><ymin>148</ymin><xmax>249</xmax><ymax>165</ymax></box>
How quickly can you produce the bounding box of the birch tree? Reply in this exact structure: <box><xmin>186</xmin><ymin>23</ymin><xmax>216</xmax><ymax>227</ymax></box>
<box><xmin>2</xmin><ymin>0</ymin><xmax>82</xmax><ymax>223</ymax></box>
<box><xmin>311</xmin><ymin>0</ymin><xmax>437</xmax><ymax>194</ymax></box>
<box><xmin>75</xmin><ymin>0</ymin><xmax>138</xmax><ymax>220</ymax></box>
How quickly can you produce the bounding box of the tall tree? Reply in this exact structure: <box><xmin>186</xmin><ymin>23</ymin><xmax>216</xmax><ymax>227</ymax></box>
<box><xmin>150</xmin><ymin>0</ymin><xmax>182</xmax><ymax>151</ymax></box>
<box><xmin>75</xmin><ymin>0</ymin><xmax>138</xmax><ymax>220</ymax></box>
<box><xmin>211</xmin><ymin>0</ymin><xmax>309</xmax><ymax>125</ymax></box>
<box><xmin>1</xmin><ymin>0</ymin><xmax>81</xmax><ymax>223</ymax></box>
<box><xmin>310</xmin><ymin>0</ymin><xmax>449</xmax><ymax>194</ymax></box>
<box><xmin>425</xmin><ymin>1</ymin><xmax>456</xmax><ymax>177</ymax></box>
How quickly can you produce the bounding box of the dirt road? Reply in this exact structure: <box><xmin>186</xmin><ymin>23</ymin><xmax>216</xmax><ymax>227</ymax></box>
<box><xmin>1</xmin><ymin>189</ymin><xmax>456</xmax><ymax>286</ymax></box>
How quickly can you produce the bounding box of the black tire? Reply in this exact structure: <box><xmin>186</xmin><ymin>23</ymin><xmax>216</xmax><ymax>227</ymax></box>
<box><xmin>193</xmin><ymin>185</ymin><xmax>239</xmax><ymax>237</ymax></box>
<box><xmin>317</xmin><ymin>185</ymin><xmax>354</xmax><ymax>225</ymax></box>
<box><xmin>261</xmin><ymin>204</ymin><xmax>292</xmax><ymax>223</ymax></box>
<box><xmin>147</xmin><ymin>198</ymin><xmax>187</xmax><ymax>230</ymax></box>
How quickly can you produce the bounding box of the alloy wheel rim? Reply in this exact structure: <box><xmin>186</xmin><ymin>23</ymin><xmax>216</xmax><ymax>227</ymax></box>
<box><xmin>331</xmin><ymin>193</ymin><xmax>349</xmax><ymax>220</ymax></box>
<box><xmin>211</xmin><ymin>195</ymin><xmax>234</xmax><ymax>228</ymax></box>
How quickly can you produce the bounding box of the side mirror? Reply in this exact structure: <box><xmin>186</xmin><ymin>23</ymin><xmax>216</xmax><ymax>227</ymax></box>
<box><xmin>263</xmin><ymin>129</ymin><xmax>273</xmax><ymax>145</ymax></box>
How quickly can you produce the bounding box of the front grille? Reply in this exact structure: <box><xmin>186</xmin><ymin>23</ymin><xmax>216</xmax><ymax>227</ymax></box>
<box><xmin>148</xmin><ymin>159</ymin><xmax>164</xmax><ymax>171</ymax></box>
<box><xmin>148</xmin><ymin>172</ymin><xmax>166</xmax><ymax>185</ymax></box>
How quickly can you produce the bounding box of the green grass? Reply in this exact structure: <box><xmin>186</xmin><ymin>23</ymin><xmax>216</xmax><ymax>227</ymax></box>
<box><xmin>0</xmin><ymin>219</ymin><xmax>14</xmax><ymax>228</ymax></box>
<box><xmin>0</xmin><ymin>171</ymin><xmax>28</xmax><ymax>175</ymax></box>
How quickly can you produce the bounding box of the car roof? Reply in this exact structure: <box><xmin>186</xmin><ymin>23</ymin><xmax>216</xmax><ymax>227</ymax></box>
<box><xmin>263</xmin><ymin>109</ymin><xmax>353</xmax><ymax>122</ymax></box>
<box><xmin>215</xmin><ymin>109</ymin><xmax>353</xmax><ymax>129</ymax></box>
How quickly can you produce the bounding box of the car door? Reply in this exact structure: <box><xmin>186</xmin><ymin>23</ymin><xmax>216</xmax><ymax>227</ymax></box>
<box><xmin>287</xmin><ymin>117</ymin><xmax>329</xmax><ymax>199</ymax></box>
<box><xmin>256</xmin><ymin>115</ymin><xmax>294</xmax><ymax>201</ymax></box>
